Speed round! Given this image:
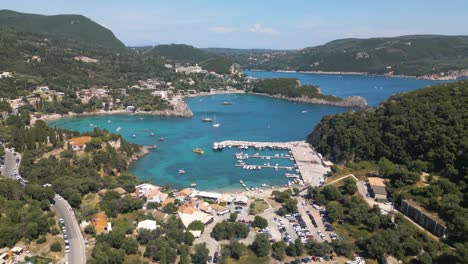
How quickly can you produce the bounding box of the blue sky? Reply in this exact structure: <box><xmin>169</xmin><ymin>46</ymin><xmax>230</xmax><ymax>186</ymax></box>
<box><xmin>2</xmin><ymin>0</ymin><xmax>468</xmax><ymax>49</ymax></box>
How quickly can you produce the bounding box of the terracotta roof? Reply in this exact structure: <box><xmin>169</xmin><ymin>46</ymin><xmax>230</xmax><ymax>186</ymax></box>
<box><xmin>367</xmin><ymin>177</ymin><xmax>386</xmax><ymax>187</ymax></box>
<box><xmin>68</xmin><ymin>136</ymin><xmax>92</xmax><ymax>147</ymax></box>
<box><xmin>178</xmin><ymin>204</ymin><xmax>196</xmax><ymax>214</ymax></box>
<box><xmin>178</xmin><ymin>188</ymin><xmax>193</xmax><ymax>197</ymax></box>
<box><xmin>161</xmin><ymin>197</ymin><xmax>175</xmax><ymax>208</ymax></box>
<box><xmin>92</xmin><ymin>212</ymin><xmax>108</xmax><ymax>233</ymax></box>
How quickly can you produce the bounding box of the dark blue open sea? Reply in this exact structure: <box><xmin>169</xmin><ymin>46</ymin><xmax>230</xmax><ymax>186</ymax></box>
<box><xmin>48</xmin><ymin>71</ymin><xmax>445</xmax><ymax>191</ymax></box>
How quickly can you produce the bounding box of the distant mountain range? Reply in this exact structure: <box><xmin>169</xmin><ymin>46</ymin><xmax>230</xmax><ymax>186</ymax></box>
<box><xmin>1</xmin><ymin>9</ymin><xmax>467</xmax><ymax>76</ymax></box>
<box><xmin>0</xmin><ymin>9</ymin><xmax>125</xmax><ymax>49</ymax></box>
<box><xmin>223</xmin><ymin>35</ymin><xmax>468</xmax><ymax>76</ymax></box>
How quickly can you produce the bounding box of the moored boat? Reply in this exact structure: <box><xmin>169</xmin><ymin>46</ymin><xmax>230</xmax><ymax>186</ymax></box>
<box><xmin>193</xmin><ymin>148</ymin><xmax>204</xmax><ymax>155</ymax></box>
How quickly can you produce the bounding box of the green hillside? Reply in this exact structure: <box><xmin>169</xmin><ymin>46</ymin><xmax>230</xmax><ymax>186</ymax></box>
<box><xmin>308</xmin><ymin>81</ymin><xmax>468</xmax><ymax>180</ymax></box>
<box><xmin>147</xmin><ymin>44</ymin><xmax>233</xmax><ymax>74</ymax></box>
<box><xmin>237</xmin><ymin>35</ymin><xmax>468</xmax><ymax>76</ymax></box>
<box><xmin>0</xmin><ymin>9</ymin><xmax>125</xmax><ymax>49</ymax></box>
<box><xmin>307</xmin><ymin>81</ymin><xmax>468</xmax><ymax>259</ymax></box>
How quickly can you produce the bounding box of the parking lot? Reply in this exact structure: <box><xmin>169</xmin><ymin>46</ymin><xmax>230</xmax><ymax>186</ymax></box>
<box><xmin>297</xmin><ymin>195</ymin><xmax>337</xmax><ymax>243</ymax></box>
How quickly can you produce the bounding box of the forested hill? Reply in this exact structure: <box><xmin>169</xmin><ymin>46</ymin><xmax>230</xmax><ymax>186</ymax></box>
<box><xmin>236</xmin><ymin>35</ymin><xmax>468</xmax><ymax>76</ymax></box>
<box><xmin>308</xmin><ymin>81</ymin><xmax>468</xmax><ymax>181</ymax></box>
<box><xmin>146</xmin><ymin>44</ymin><xmax>233</xmax><ymax>74</ymax></box>
<box><xmin>0</xmin><ymin>9</ymin><xmax>125</xmax><ymax>49</ymax></box>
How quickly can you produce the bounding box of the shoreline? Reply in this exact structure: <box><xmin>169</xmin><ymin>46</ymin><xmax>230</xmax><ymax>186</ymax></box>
<box><xmin>249</xmin><ymin>69</ymin><xmax>468</xmax><ymax>80</ymax></box>
<box><xmin>181</xmin><ymin>89</ymin><xmax>245</xmax><ymax>98</ymax></box>
<box><xmin>32</xmin><ymin>97</ymin><xmax>193</xmax><ymax>125</ymax></box>
<box><xmin>250</xmin><ymin>92</ymin><xmax>368</xmax><ymax>108</ymax></box>
<box><xmin>247</xmin><ymin>69</ymin><xmax>417</xmax><ymax>78</ymax></box>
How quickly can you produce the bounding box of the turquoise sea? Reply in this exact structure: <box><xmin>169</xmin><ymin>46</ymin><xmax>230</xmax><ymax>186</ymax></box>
<box><xmin>48</xmin><ymin>72</ymin><xmax>445</xmax><ymax>191</ymax></box>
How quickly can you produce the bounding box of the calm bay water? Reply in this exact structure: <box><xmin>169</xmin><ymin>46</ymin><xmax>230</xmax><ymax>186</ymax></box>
<box><xmin>49</xmin><ymin>72</ymin><xmax>444</xmax><ymax>191</ymax></box>
<box><xmin>245</xmin><ymin>71</ymin><xmax>444</xmax><ymax>106</ymax></box>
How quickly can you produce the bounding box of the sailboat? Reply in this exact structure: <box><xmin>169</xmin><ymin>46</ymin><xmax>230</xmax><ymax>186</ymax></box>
<box><xmin>201</xmin><ymin>112</ymin><xmax>212</xmax><ymax>122</ymax></box>
<box><xmin>212</xmin><ymin>116</ymin><xmax>220</xmax><ymax>128</ymax></box>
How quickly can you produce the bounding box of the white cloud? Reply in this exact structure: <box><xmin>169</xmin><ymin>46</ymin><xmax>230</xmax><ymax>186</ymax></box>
<box><xmin>209</xmin><ymin>26</ymin><xmax>238</xmax><ymax>33</ymax></box>
<box><xmin>249</xmin><ymin>24</ymin><xmax>279</xmax><ymax>36</ymax></box>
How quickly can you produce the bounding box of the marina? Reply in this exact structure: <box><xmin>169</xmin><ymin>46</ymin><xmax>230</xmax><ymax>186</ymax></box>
<box><xmin>214</xmin><ymin>140</ymin><xmax>331</xmax><ymax>187</ymax></box>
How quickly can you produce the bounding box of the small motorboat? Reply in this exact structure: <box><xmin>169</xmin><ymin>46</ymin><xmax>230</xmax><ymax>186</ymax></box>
<box><xmin>150</xmin><ymin>132</ymin><xmax>155</xmax><ymax>137</ymax></box>
<box><xmin>158</xmin><ymin>137</ymin><xmax>165</xmax><ymax>141</ymax></box>
<box><xmin>193</xmin><ymin>148</ymin><xmax>204</xmax><ymax>155</ymax></box>
<box><xmin>190</xmin><ymin>183</ymin><xmax>197</xmax><ymax>187</ymax></box>
<box><xmin>222</xmin><ymin>101</ymin><xmax>233</xmax><ymax>105</ymax></box>
<box><xmin>179</xmin><ymin>169</ymin><xmax>186</xmax><ymax>174</ymax></box>
<box><xmin>131</xmin><ymin>134</ymin><xmax>136</xmax><ymax>138</ymax></box>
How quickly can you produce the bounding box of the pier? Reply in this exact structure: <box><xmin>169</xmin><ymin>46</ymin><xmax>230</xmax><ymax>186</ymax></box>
<box><xmin>214</xmin><ymin>140</ymin><xmax>331</xmax><ymax>187</ymax></box>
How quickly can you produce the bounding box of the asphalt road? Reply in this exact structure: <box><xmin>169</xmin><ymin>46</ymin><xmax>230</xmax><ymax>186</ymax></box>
<box><xmin>53</xmin><ymin>196</ymin><xmax>86</xmax><ymax>264</ymax></box>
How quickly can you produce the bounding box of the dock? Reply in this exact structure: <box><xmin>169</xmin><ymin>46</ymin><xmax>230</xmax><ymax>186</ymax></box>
<box><xmin>214</xmin><ymin>140</ymin><xmax>331</xmax><ymax>187</ymax></box>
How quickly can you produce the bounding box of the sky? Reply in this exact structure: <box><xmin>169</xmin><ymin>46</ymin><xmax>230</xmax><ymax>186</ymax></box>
<box><xmin>2</xmin><ymin>0</ymin><xmax>468</xmax><ymax>49</ymax></box>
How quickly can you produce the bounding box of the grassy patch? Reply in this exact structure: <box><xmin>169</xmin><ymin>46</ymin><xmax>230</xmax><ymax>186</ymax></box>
<box><xmin>249</xmin><ymin>199</ymin><xmax>269</xmax><ymax>215</ymax></box>
<box><xmin>225</xmin><ymin>249</ymin><xmax>271</xmax><ymax>264</ymax></box>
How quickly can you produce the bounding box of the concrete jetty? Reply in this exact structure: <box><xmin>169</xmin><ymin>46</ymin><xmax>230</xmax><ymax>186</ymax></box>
<box><xmin>215</xmin><ymin>140</ymin><xmax>331</xmax><ymax>187</ymax></box>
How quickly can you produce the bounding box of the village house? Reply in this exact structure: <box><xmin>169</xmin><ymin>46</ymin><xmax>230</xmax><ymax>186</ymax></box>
<box><xmin>175</xmin><ymin>64</ymin><xmax>206</xmax><ymax>74</ymax></box>
<box><xmin>0</xmin><ymin>72</ymin><xmax>12</xmax><ymax>78</ymax></box>
<box><xmin>67</xmin><ymin>136</ymin><xmax>92</xmax><ymax>151</ymax></box>
<box><xmin>91</xmin><ymin>212</ymin><xmax>110</xmax><ymax>234</ymax></box>
<box><xmin>74</xmin><ymin>56</ymin><xmax>99</xmax><ymax>63</ymax></box>
<box><xmin>151</xmin><ymin>90</ymin><xmax>168</xmax><ymax>99</ymax></box>
<box><xmin>367</xmin><ymin>177</ymin><xmax>388</xmax><ymax>201</ymax></box>
<box><xmin>137</xmin><ymin>219</ymin><xmax>157</xmax><ymax>232</ymax></box>
<box><xmin>177</xmin><ymin>207</ymin><xmax>214</xmax><ymax>228</ymax></box>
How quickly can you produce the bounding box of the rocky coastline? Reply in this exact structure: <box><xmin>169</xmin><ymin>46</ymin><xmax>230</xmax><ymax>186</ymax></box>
<box><xmin>31</xmin><ymin>97</ymin><xmax>193</xmax><ymax>125</ymax></box>
<box><xmin>251</xmin><ymin>93</ymin><xmax>368</xmax><ymax>108</ymax></box>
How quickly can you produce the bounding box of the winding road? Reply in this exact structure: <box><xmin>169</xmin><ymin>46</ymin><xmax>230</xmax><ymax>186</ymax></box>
<box><xmin>53</xmin><ymin>196</ymin><xmax>86</xmax><ymax>264</ymax></box>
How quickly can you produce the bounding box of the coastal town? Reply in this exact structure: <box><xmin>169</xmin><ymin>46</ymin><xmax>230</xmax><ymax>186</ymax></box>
<box><xmin>0</xmin><ymin>3</ymin><xmax>466</xmax><ymax>264</ymax></box>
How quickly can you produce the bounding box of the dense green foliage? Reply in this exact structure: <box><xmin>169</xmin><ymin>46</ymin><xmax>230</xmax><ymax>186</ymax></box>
<box><xmin>307</xmin><ymin>81</ymin><xmax>468</xmax><ymax>261</ymax></box>
<box><xmin>309</xmin><ymin>81</ymin><xmax>468</xmax><ymax>181</ymax></box>
<box><xmin>148</xmin><ymin>44</ymin><xmax>233</xmax><ymax>74</ymax></box>
<box><xmin>271</xmin><ymin>190</ymin><xmax>298</xmax><ymax>215</ymax></box>
<box><xmin>251</xmin><ymin>78</ymin><xmax>342</xmax><ymax>101</ymax></box>
<box><xmin>211</xmin><ymin>220</ymin><xmax>250</xmax><ymax>241</ymax></box>
<box><xmin>234</xmin><ymin>35</ymin><xmax>468</xmax><ymax>75</ymax></box>
<box><xmin>0</xmin><ymin>178</ymin><xmax>54</xmax><ymax>248</ymax></box>
<box><xmin>0</xmin><ymin>10</ymin><xmax>124</xmax><ymax>49</ymax></box>
<box><xmin>309</xmin><ymin>183</ymin><xmax>454</xmax><ymax>262</ymax></box>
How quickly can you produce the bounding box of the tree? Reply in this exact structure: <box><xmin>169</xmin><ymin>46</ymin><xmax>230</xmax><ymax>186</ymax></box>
<box><xmin>192</xmin><ymin>243</ymin><xmax>209</xmax><ymax>264</ymax></box>
<box><xmin>272</xmin><ymin>241</ymin><xmax>287</xmax><ymax>260</ymax></box>
<box><xmin>188</xmin><ymin>220</ymin><xmax>205</xmax><ymax>233</ymax></box>
<box><xmin>322</xmin><ymin>185</ymin><xmax>342</xmax><ymax>201</ymax></box>
<box><xmin>84</xmin><ymin>225</ymin><xmax>96</xmax><ymax>235</ymax></box>
<box><xmin>183</xmin><ymin>231</ymin><xmax>195</xmax><ymax>245</ymax></box>
<box><xmin>229</xmin><ymin>212</ymin><xmax>238</xmax><ymax>222</ymax></box>
<box><xmin>122</xmin><ymin>237</ymin><xmax>139</xmax><ymax>254</ymax></box>
<box><xmin>252</xmin><ymin>216</ymin><xmax>268</xmax><ymax>229</ymax></box>
<box><xmin>179</xmin><ymin>244</ymin><xmax>190</xmax><ymax>264</ymax></box>
<box><xmin>162</xmin><ymin>203</ymin><xmax>177</xmax><ymax>214</ymax></box>
<box><xmin>251</xmin><ymin>234</ymin><xmax>270</xmax><ymax>257</ymax></box>
<box><xmin>50</xmin><ymin>241</ymin><xmax>62</xmax><ymax>252</ymax></box>
<box><xmin>327</xmin><ymin>202</ymin><xmax>344</xmax><ymax>223</ymax></box>
<box><xmin>284</xmin><ymin>198</ymin><xmax>298</xmax><ymax>213</ymax></box>
<box><xmin>342</xmin><ymin>177</ymin><xmax>357</xmax><ymax>195</ymax></box>
<box><xmin>228</xmin><ymin>240</ymin><xmax>245</xmax><ymax>260</ymax></box>
<box><xmin>211</xmin><ymin>221</ymin><xmax>249</xmax><ymax>241</ymax></box>
<box><xmin>294</xmin><ymin>238</ymin><xmax>304</xmax><ymax>256</ymax></box>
